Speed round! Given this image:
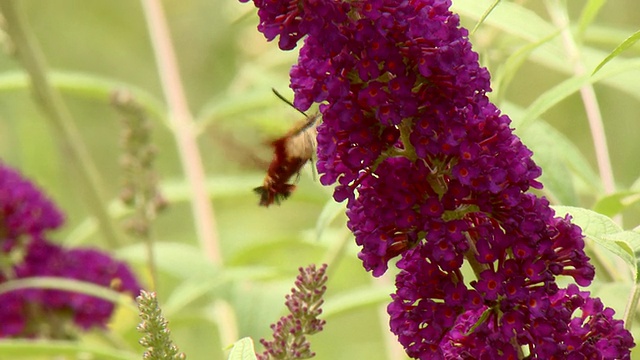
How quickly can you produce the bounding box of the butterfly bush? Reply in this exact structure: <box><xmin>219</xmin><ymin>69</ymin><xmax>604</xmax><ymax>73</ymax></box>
<box><xmin>240</xmin><ymin>0</ymin><xmax>635</xmax><ymax>358</ymax></box>
<box><xmin>258</xmin><ymin>264</ymin><xmax>327</xmax><ymax>360</ymax></box>
<box><xmin>0</xmin><ymin>162</ymin><xmax>141</xmax><ymax>338</ymax></box>
<box><xmin>0</xmin><ymin>163</ymin><xmax>64</xmax><ymax>251</ymax></box>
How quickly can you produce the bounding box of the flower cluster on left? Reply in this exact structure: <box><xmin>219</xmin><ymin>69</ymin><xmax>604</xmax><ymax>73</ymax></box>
<box><xmin>0</xmin><ymin>162</ymin><xmax>141</xmax><ymax>339</ymax></box>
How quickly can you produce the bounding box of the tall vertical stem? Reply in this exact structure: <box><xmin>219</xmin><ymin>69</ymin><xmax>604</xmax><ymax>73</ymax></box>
<box><xmin>141</xmin><ymin>0</ymin><xmax>221</xmax><ymax>264</ymax></box>
<box><xmin>546</xmin><ymin>0</ymin><xmax>615</xmax><ymax>195</ymax></box>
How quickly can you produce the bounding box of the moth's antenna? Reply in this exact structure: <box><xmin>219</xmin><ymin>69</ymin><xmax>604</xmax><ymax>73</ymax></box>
<box><xmin>272</xmin><ymin>88</ymin><xmax>308</xmax><ymax>118</ymax></box>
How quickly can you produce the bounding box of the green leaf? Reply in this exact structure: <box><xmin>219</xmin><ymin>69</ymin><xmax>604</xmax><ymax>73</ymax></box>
<box><xmin>161</xmin><ymin>175</ymin><xmax>265</xmax><ymax>202</ymax></box>
<box><xmin>506</xmin><ymin>104</ymin><xmax>602</xmax><ymax>199</ymax></box>
<box><xmin>195</xmin><ymin>88</ymin><xmax>283</xmax><ymax>135</ymax></box>
<box><xmin>577</xmin><ymin>0</ymin><xmax>606</xmax><ymax>37</ymax></box>
<box><xmin>584</xmin><ymin>57</ymin><xmax>640</xmax><ymax>102</ymax></box>
<box><xmin>117</xmin><ymin>242</ymin><xmax>218</xmax><ymax>280</ymax></box>
<box><xmin>516</xmin><ymin>74</ymin><xmax>588</xmax><ymax>129</ymax></box>
<box><xmin>631</xmin><ymin>174</ymin><xmax>640</xmax><ymax>191</ymax></box>
<box><xmin>228</xmin><ymin>337</ymin><xmax>258</xmax><ymax>360</ymax></box>
<box><xmin>162</xmin><ymin>278</ymin><xmax>229</xmax><ymax>316</ymax></box>
<box><xmin>493</xmin><ymin>30</ymin><xmax>560</xmax><ymax>103</ymax></box>
<box><xmin>470</xmin><ymin>0</ymin><xmax>502</xmax><ymax>36</ymax></box>
<box><xmin>517</xmin><ymin>120</ymin><xmax>596</xmax><ymax>204</ymax></box>
<box><xmin>0</xmin><ymin>340</ymin><xmax>138</xmax><ymax>360</ymax></box>
<box><xmin>0</xmin><ymin>70</ymin><xmax>167</xmax><ymax>126</ymax></box>
<box><xmin>593</xmin><ymin>191</ymin><xmax>640</xmax><ymax>217</ymax></box>
<box><xmin>516</xmin><ymin>57</ymin><xmax>640</xmax><ymax>130</ymax></box>
<box><xmin>592</xmin><ymin>29</ymin><xmax>640</xmax><ymax>75</ymax></box>
<box><xmin>65</xmin><ymin>175</ymin><xmax>265</xmax><ymax>246</ymax></box>
<box><xmin>467</xmin><ymin>307</ymin><xmax>493</xmax><ymax>335</ymax></box>
<box><xmin>601</xmin><ymin>230</ymin><xmax>640</xmax><ymax>282</ymax></box>
<box><xmin>163</xmin><ymin>266</ymin><xmax>279</xmax><ymax>316</ymax></box>
<box><xmin>553</xmin><ymin>206</ymin><xmax>622</xmax><ymax>238</ymax></box>
<box><xmin>323</xmin><ymin>286</ymin><xmax>394</xmax><ymax>318</ymax></box>
<box><xmin>0</xmin><ymin>277</ymin><xmax>138</xmax><ymax>312</ymax></box>
<box><xmin>584</xmin><ymin>26</ymin><xmax>640</xmax><ymax>50</ymax></box>
<box><xmin>452</xmin><ymin>0</ymin><xmax>554</xmax><ymax>41</ymax></box>
<box><xmin>552</xmin><ymin>206</ymin><xmax>636</xmax><ymax>278</ymax></box>
<box><xmin>315</xmin><ymin>198</ymin><xmax>346</xmax><ymax>241</ymax></box>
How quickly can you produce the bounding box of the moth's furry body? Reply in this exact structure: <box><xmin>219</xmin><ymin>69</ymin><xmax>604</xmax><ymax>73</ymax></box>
<box><xmin>254</xmin><ymin>113</ymin><xmax>320</xmax><ymax>206</ymax></box>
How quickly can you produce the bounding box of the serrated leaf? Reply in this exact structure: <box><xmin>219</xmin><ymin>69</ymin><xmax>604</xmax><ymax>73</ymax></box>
<box><xmin>228</xmin><ymin>337</ymin><xmax>258</xmax><ymax>360</ymax></box>
<box><xmin>593</xmin><ymin>191</ymin><xmax>640</xmax><ymax>217</ymax></box>
<box><xmin>592</xmin><ymin>29</ymin><xmax>640</xmax><ymax>75</ymax></box>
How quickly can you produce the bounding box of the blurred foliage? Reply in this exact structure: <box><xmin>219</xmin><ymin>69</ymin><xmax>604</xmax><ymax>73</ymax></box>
<box><xmin>0</xmin><ymin>0</ymin><xmax>639</xmax><ymax>359</ymax></box>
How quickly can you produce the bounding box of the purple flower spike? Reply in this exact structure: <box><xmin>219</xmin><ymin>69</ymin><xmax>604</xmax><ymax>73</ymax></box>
<box><xmin>242</xmin><ymin>0</ymin><xmax>635</xmax><ymax>358</ymax></box>
<box><xmin>0</xmin><ymin>163</ymin><xmax>64</xmax><ymax>250</ymax></box>
<box><xmin>0</xmin><ymin>162</ymin><xmax>141</xmax><ymax>338</ymax></box>
<box><xmin>2</xmin><ymin>239</ymin><xmax>141</xmax><ymax>337</ymax></box>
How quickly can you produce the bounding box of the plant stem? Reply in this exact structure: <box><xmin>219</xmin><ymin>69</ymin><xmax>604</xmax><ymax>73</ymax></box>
<box><xmin>140</xmin><ymin>0</ymin><xmax>221</xmax><ymax>264</ymax></box>
<box><xmin>623</xmin><ymin>283</ymin><xmax>640</xmax><ymax>329</ymax></box>
<box><xmin>544</xmin><ymin>0</ymin><xmax>625</xmax><ymax>285</ymax></box>
<box><xmin>321</xmin><ymin>229</ymin><xmax>352</xmax><ymax>280</ymax></box>
<box><xmin>112</xmin><ymin>90</ymin><xmax>162</xmax><ymax>291</ymax></box>
<box><xmin>545</xmin><ymin>0</ymin><xmax>615</xmax><ymax>196</ymax></box>
<box><xmin>0</xmin><ymin>1</ymin><xmax>120</xmax><ymax>247</ymax></box>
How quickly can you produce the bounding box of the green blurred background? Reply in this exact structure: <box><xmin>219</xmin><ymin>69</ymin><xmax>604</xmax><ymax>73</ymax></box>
<box><xmin>0</xmin><ymin>0</ymin><xmax>639</xmax><ymax>359</ymax></box>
